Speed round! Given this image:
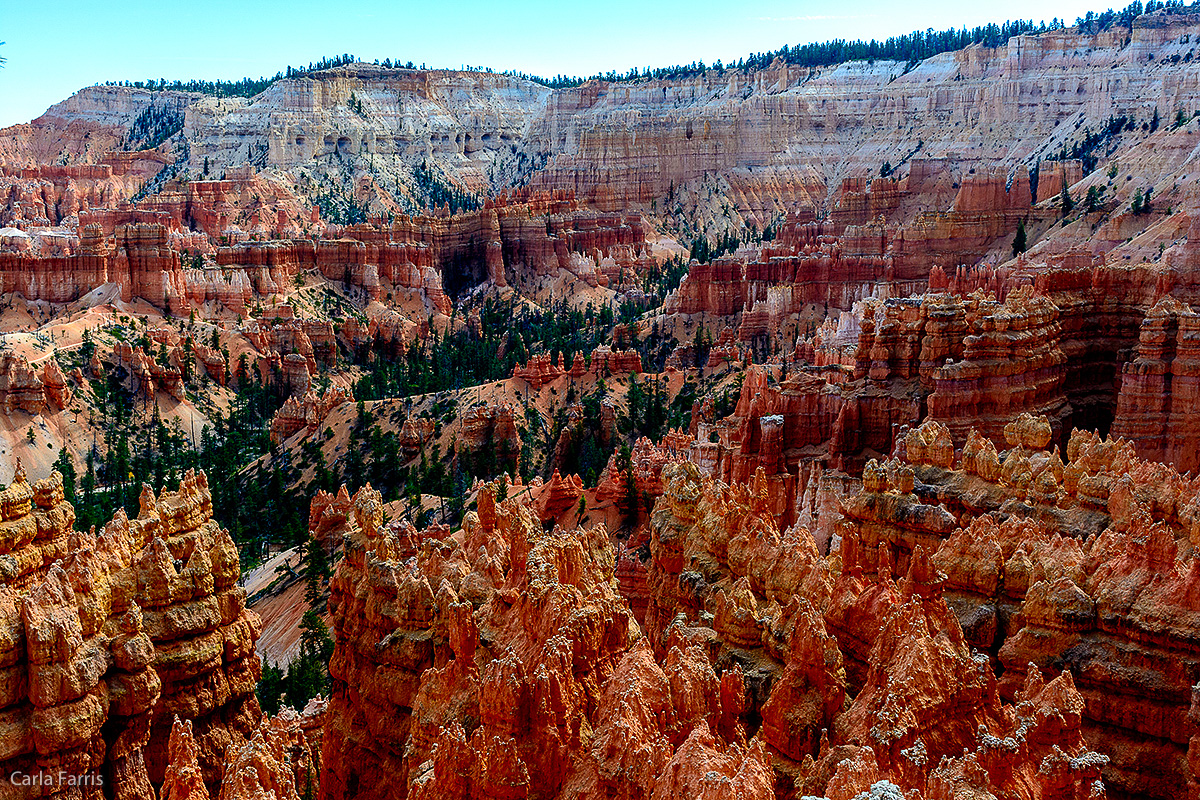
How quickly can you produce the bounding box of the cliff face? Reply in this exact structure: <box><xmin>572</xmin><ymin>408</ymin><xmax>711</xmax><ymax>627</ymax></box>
<box><xmin>926</xmin><ymin>285</ymin><xmax>1071</xmax><ymax>443</ymax></box>
<box><xmin>681</xmin><ymin>283</ymin><xmax>1075</xmax><ymax>507</ymax></box>
<box><xmin>1111</xmin><ymin>296</ymin><xmax>1200</xmax><ymax>473</ymax></box>
<box><xmin>0</xmin><ymin>162</ymin><xmax>161</xmax><ymax>230</ymax></box>
<box><xmin>0</xmin><ymin>188</ymin><xmax>648</xmax><ymax>313</ymax></box>
<box><xmin>683</xmin><ymin>364</ymin><xmax>916</xmax><ymax>520</ymax></box>
<box><xmin>520</xmin><ymin>15</ymin><xmax>1200</xmax><ymax>212</ymax></box>
<box><xmin>0</xmin><ymin>466</ymin><xmax>261</xmax><ymax>797</ymax></box>
<box><xmin>0</xmin><ymin>87</ymin><xmax>197</xmax><ymax>167</ymax></box>
<box><xmin>12</xmin><ymin>13</ymin><xmax>1200</xmax><ymax>222</ymax></box>
<box><xmin>182</xmin><ymin>66</ymin><xmax>552</xmax><ymax>180</ymax></box>
<box><xmin>672</xmin><ymin>250</ymin><xmax>1200</xmax><ymax>485</ymax></box>
<box><xmin>661</xmin><ymin>187</ymin><xmax>1041</xmax><ymax>323</ymax></box>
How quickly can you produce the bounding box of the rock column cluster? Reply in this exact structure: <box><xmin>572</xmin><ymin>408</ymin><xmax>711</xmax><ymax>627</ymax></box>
<box><xmin>0</xmin><ymin>466</ymin><xmax>261</xmax><ymax>798</ymax></box>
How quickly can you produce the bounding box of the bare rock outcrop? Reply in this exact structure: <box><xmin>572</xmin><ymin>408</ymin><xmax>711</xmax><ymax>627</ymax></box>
<box><xmin>0</xmin><ymin>466</ymin><xmax>261</xmax><ymax>797</ymax></box>
<box><xmin>0</xmin><ymin>352</ymin><xmax>72</xmax><ymax>416</ymax></box>
<box><xmin>269</xmin><ymin>385</ymin><xmax>353</xmax><ymax>444</ymax></box>
<box><xmin>1111</xmin><ymin>297</ymin><xmax>1200</xmax><ymax>473</ymax></box>
<box><xmin>846</xmin><ymin>416</ymin><xmax>1200</xmax><ymax>798</ymax></box>
<box><xmin>321</xmin><ymin>482</ymin><xmax>765</xmax><ymax>800</ymax></box>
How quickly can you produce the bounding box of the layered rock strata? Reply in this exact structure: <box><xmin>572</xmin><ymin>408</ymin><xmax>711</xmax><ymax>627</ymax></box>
<box><xmin>848</xmin><ymin>415</ymin><xmax>1200</xmax><ymax>798</ymax></box>
<box><xmin>1111</xmin><ymin>296</ymin><xmax>1200</xmax><ymax>473</ymax></box>
<box><xmin>0</xmin><ymin>466</ymin><xmax>261</xmax><ymax>797</ymax></box>
<box><xmin>0</xmin><ymin>191</ymin><xmax>651</xmax><ymax>311</ymax></box>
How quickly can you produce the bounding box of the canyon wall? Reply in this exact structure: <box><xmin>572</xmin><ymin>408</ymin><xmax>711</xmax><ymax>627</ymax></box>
<box><xmin>674</xmin><ymin>251</ymin><xmax>1200</xmax><ymax>483</ymax></box>
<box><xmin>13</xmin><ymin>12</ymin><xmax>1200</xmax><ymax>226</ymax></box>
<box><xmin>0</xmin><ymin>190</ymin><xmax>650</xmax><ymax>311</ymax></box>
<box><xmin>1110</xmin><ymin>296</ymin><xmax>1200</xmax><ymax>473</ymax></box>
<box><xmin>519</xmin><ymin>15</ymin><xmax>1200</xmax><ymax>213</ymax></box>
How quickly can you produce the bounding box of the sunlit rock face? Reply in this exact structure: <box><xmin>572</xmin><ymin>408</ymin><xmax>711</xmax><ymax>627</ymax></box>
<box><xmin>0</xmin><ymin>467</ymin><xmax>261</xmax><ymax>798</ymax></box>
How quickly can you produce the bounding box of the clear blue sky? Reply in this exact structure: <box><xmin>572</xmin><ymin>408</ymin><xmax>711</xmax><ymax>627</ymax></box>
<box><xmin>1</xmin><ymin>0</ymin><xmax>1103</xmax><ymax>128</ymax></box>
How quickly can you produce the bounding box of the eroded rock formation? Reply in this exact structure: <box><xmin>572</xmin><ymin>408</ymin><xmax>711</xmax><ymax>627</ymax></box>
<box><xmin>269</xmin><ymin>385</ymin><xmax>353</xmax><ymax>444</ymax></box>
<box><xmin>846</xmin><ymin>416</ymin><xmax>1200</xmax><ymax>798</ymax></box>
<box><xmin>322</xmin><ymin>482</ymin><xmax>775</xmax><ymax>800</ymax></box>
<box><xmin>0</xmin><ymin>352</ymin><xmax>72</xmax><ymax>416</ymax></box>
<box><xmin>0</xmin><ymin>465</ymin><xmax>261</xmax><ymax>797</ymax></box>
<box><xmin>317</xmin><ymin>455</ymin><xmax>1115</xmax><ymax>800</ymax></box>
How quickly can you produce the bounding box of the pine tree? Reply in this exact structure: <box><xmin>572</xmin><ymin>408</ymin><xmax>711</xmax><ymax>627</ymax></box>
<box><xmin>53</xmin><ymin>450</ymin><xmax>76</xmax><ymax>503</ymax></box>
<box><xmin>1012</xmin><ymin>219</ymin><xmax>1028</xmax><ymax>256</ymax></box>
<box><xmin>81</xmin><ymin>328</ymin><xmax>95</xmax><ymax>361</ymax></box>
<box><xmin>276</xmin><ymin>610</ymin><xmax>335</xmax><ymax>711</ymax></box>
<box><xmin>1060</xmin><ymin>183</ymin><xmax>1074</xmax><ymax>215</ymax></box>
<box><xmin>303</xmin><ymin>534</ymin><xmax>331</xmax><ymax>606</ymax></box>
<box><xmin>616</xmin><ymin>444</ymin><xmax>637</xmax><ymax>529</ymax></box>
<box><xmin>257</xmin><ymin>661</ymin><xmax>285</xmax><ymax>714</ymax></box>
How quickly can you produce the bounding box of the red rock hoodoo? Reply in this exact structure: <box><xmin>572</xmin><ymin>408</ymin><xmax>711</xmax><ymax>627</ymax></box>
<box><xmin>0</xmin><ymin>466</ymin><xmax>261</xmax><ymax>797</ymax></box>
